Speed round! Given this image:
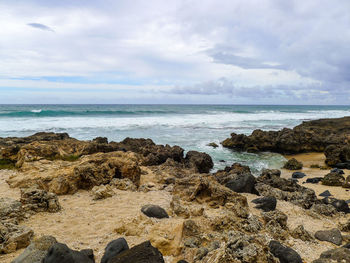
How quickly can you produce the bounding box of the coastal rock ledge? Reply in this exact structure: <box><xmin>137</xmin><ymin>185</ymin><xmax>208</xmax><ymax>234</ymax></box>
<box><xmin>221</xmin><ymin>116</ymin><xmax>350</xmax><ymax>166</ymax></box>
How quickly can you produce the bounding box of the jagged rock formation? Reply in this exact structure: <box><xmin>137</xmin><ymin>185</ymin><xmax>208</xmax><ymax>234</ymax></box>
<box><xmin>221</xmin><ymin>117</ymin><xmax>350</xmax><ymax>166</ymax></box>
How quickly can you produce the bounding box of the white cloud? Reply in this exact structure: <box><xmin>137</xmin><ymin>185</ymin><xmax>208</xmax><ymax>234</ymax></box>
<box><xmin>0</xmin><ymin>0</ymin><xmax>349</xmax><ymax>103</ymax></box>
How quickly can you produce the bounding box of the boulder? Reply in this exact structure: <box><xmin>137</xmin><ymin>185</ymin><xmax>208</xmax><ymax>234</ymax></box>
<box><xmin>305</xmin><ymin>177</ymin><xmax>323</xmax><ymax>184</ymax></box>
<box><xmin>141</xmin><ymin>205</ymin><xmax>169</xmax><ymax>219</ymax></box>
<box><xmin>106</xmin><ymin>241</ymin><xmax>164</xmax><ymax>263</ymax></box>
<box><xmin>291</xmin><ymin>172</ymin><xmax>306</xmax><ymax>179</ymax></box>
<box><xmin>42</xmin><ymin>243</ymin><xmax>95</xmax><ymax>263</ymax></box>
<box><xmin>251</xmin><ymin>196</ymin><xmax>276</xmax><ymax>212</ymax></box>
<box><xmin>91</xmin><ymin>185</ymin><xmax>114</xmax><ymax>200</ymax></box>
<box><xmin>101</xmin><ymin>238</ymin><xmax>129</xmax><ymax>263</ymax></box>
<box><xmin>322</xmin><ymin>172</ymin><xmax>345</xmax><ymax>186</ymax></box>
<box><xmin>0</xmin><ymin>221</ymin><xmax>34</xmax><ymax>254</ymax></box>
<box><xmin>207</xmin><ymin>142</ymin><xmax>219</xmax><ymax>148</ymax></box>
<box><xmin>184</xmin><ymin>151</ymin><xmax>213</xmax><ymax>173</ymax></box>
<box><xmin>12</xmin><ymin>235</ymin><xmax>57</xmax><ymax>263</ymax></box>
<box><xmin>343</xmin><ymin>175</ymin><xmax>350</xmax><ymax>188</ymax></box>
<box><xmin>312</xmin><ymin>247</ymin><xmax>350</xmax><ymax>263</ymax></box>
<box><xmin>269</xmin><ymin>241</ymin><xmax>302</xmax><ymax>263</ymax></box>
<box><xmin>0</xmin><ymin>197</ymin><xmax>24</xmax><ymax>221</ymax></box>
<box><xmin>314</xmin><ymin>228</ymin><xmax>342</xmax><ymax>245</ymax></box>
<box><xmin>215</xmin><ymin>163</ymin><xmax>257</xmax><ymax>194</ymax></box>
<box><xmin>20</xmin><ymin>188</ymin><xmax>61</xmax><ymax>213</ymax></box>
<box><xmin>283</xmin><ymin>158</ymin><xmax>303</xmax><ymax>170</ymax></box>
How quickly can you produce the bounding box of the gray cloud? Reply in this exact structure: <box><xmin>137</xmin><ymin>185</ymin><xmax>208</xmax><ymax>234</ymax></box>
<box><xmin>27</xmin><ymin>23</ymin><xmax>54</xmax><ymax>32</ymax></box>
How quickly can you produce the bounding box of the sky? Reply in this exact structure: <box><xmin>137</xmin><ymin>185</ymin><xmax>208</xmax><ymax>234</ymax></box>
<box><xmin>0</xmin><ymin>0</ymin><xmax>349</xmax><ymax>104</ymax></box>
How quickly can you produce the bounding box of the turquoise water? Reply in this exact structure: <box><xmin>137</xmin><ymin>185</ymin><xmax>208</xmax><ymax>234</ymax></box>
<box><xmin>1</xmin><ymin>104</ymin><xmax>350</xmax><ymax>174</ymax></box>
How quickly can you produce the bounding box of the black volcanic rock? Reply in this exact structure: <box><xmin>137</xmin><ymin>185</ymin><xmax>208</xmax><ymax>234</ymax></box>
<box><xmin>101</xmin><ymin>238</ymin><xmax>129</xmax><ymax>263</ymax></box>
<box><xmin>107</xmin><ymin>241</ymin><xmax>164</xmax><ymax>263</ymax></box>
<box><xmin>141</xmin><ymin>204</ymin><xmax>169</xmax><ymax>219</ymax></box>
<box><xmin>251</xmin><ymin>196</ymin><xmax>277</xmax><ymax>212</ymax></box>
<box><xmin>269</xmin><ymin>241</ymin><xmax>302</xmax><ymax>263</ymax></box>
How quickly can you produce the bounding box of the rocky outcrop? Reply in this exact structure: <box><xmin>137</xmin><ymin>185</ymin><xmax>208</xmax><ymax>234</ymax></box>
<box><xmin>321</xmin><ymin>172</ymin><xmax>345</xmax><ymax>186</ymax></box>
<box><xmin>283</xmin><ymin>158</ymin><xmax>303</xmax><ymax>170</ymax></box>
<box><xmin>221</xmin><ymin>117</ymin><xmax>350</xmax><ymax>166</ymax></box>
<box><xmin>255</xmin><ymin>169</ymin><xmax>319</xmax><ymax>210</ymax></box>
<box><xmin>0</xmin><ymin>221</ymin><xmax>33</xmax><ymax>254</ymax></box>
<box><xmin>214</xmin><ymin>163</ymin><xmax>257</xmax><ymax>194</ymax></box>
<box><xmin>173</xmin><ymin>174</ymin><xmax>249</xmax><ymax>218</ymax></box>
<box><xmin>184</xmin><ymin>151</ymin><xmax>213</xmax><ymax>173</ymax></box>
<box><xmin>7</xmin><ymin>151</ymin><xmax>142</xmax><ymax>195</ymax></box>
<box><xmin>20</xmin><ymin>188</ymin><xmax>61</xmax><ymax>213</ymax></box>
<box><xmin>0</xmin><ymin>197</ymin><xmax>24</xmax><ymax>222</ymax></box>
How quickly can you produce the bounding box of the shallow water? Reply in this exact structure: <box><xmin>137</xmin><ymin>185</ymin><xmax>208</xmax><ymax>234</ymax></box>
<box><xmin>1</xmin><ymin>104</ymin><xmax>349</xmax><ymax>174</ymax></box>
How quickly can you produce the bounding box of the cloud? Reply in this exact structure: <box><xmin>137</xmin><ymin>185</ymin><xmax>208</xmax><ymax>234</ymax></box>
<box><xmin>0</xmin><ymin>0</ymin><xmax>349</xmax><ymax>104</ymax></box>
<box><xmin>27</xmin><ymin>23</ymin><xmax>54</xmax><ymax>32</ymax></box>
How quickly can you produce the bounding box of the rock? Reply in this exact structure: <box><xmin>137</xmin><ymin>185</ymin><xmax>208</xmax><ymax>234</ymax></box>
<box><xmin>269</xmin><ymin>241</ymin><xmax>302</xmax><ymax>263</ymax></box>
<box><xmin>335</xmin><ymin>162</ymin><xmax>350</xmax><ymax>169</ymax></box>
<box><xmin>141</xmin><ymin>205</ymin><xmax>169</xmax><ymax>219</ymax></box>
<box><xmin>283</xmin><ymin>158</ymin><xmax>303</xmax><ymax>170</ymax></box>
<box><xmin>20</xmin><ymin>188</ymin><xmax>61</xmax><ymax>213</ymax></box>
<box><xmin>325</xmin><ymin>144</ymin><xmax>350</xmax><ymax>167</ymax></box>
<box><xmin>291</xmin><ymin>172</ymin><xmax>306</xmax><ymax>179</ymax></box>
<box><xmin>314</xmin><ymin>228</ymin><xmax>343</xmax><ymax>245</ymax></box>
<box><xmin>101</xmin><ymin>238</ymin><xmax>129</xmax><ymax>263</ymax></box>
<box><xmin>42</xmin><ymin>243</ymin><xmax>95</xmax><ymax>263</ymax></box>
<box><xmin>218</xmin><ymin>231</ymin><xmax>277</xmax><ymax>263</ymax></box>
<box><xmin>119</xmin><ymin>138</ymin><xmax>184</xmax><ymax>166</ymax></box>
<box><xmin>7</xmin><ymin>151</ymin><xmax>141</xmax><ymax>195</ymax></box>
<box><xmin>12</xmin><ymin>235</ymin><xmax>57</xmax><ymax>263</ymax></box>
<box><xmin>177</xmin><ymin>260</ymin><xmax>188</xmax><ymax>263</ymax></box>
<box><xmin>106</xmin><ymin>240</ymin><xmax>164</xmax><ymax>263</ymax></box>
<box><xmin>184</xmin><ymin>151</ymin><xmax>213</xmax><ymax>173</ymax></box>
<box><xmin>291</xmin><ymin>225</ymin><xmax>314</xmax><ymax>242</ymax></box>
<box><xmin>312</xmin><ymin>247</ymin><xmax>350</xmax><ymax>263</ymax></box>
<box><xmin>322</xmin><ymin>172</ymin><xmax>345</xmax><ymax>186</ymax></box>
<box><xmin>0</xmin><ymin>221</ymin><xmax>34</xmax><ymax>254</ymax></box>
<box><xmin>110</xmin><ymin>178</ymin><xmax>137</xmax><ymax>191</ymax></box>
<box><xmin>91</xmin><ymin>185</ymin><xmax>114</xmax><ymax>200</ymax></box>
<box><xmin>331</xmin><ymin>168</ymin><xmax>345</xmax><ymax>174</ymax></box>
<box><xmin>92</xmin><ymin>137</ymin><xmax>108</xmax><ymax>144</ymax></box>
<box><xmin>310</xmin><ymin>204</ymin><xmax>337</xmax><ymax>216</ymax></box>
<box><xmin>0</xmin><ymin>197</ymin><xmax>24</xmax><ymax>222</ymax></box>
<box><xmin>305</xmin><ymin>177</ymin><xmax>323</xmax><ymax>184</ymax></box>
<box><xmin>222</xmin><ymin>117</ymin><xmax>350</xmax><ymax>155</ymax></box>
<box><xmin>242</xmin><ymin>215</ymin><xmax>262</xmax><ymax>233</ymax></box>
<box><xmin>256</xmin><ymin>169</ymin><xmax>318</xmax><ymax>209</ymax></box>
<box><xmin>331</xmin><ymin>199</ymin><xmax>350</xmax><ymax>213</ymax></box>
<box><xmin>251</xmin><ymin>196</ymin><xmax>277</xmax><ymax>212</ymax></box>
<box><xmin>207</xmin><ymin>142</ymin><xmax>219</xmax><ymax>148</ymax></box>
<box><xmin>319</xmin><ymin>190</ymin><xmax>332</xmax><ymax>197</ymax></box>
<box><xmin>215</xmin><ymin>163</ymin><xmax>257</xmax><ymax>194</ymax></box>
<box><xmin>173</xmin><ymin>174</ymin><xmax>249</xmax><ymax>218</ymax></box>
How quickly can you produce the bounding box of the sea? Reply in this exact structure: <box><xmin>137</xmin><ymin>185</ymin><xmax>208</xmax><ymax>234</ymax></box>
<box><xmin>1</xmin><ymin>104</ymin><xmax>349</xmax><ymax>174</ymax></box>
